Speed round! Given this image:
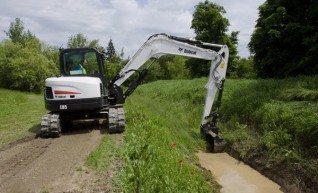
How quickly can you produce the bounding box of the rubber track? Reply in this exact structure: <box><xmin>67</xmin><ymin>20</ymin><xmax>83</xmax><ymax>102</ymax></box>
<box><xmin>40</xmin><ymin>113</ymin><xmax>61</xmax><ymax>137</ymax></box>
<box><xmin>108</xmin><ymin>107</ymin><xmax>125</xmax><ymax>133</ymax></box>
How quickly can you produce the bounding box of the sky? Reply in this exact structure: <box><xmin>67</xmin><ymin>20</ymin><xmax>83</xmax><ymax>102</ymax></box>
<box><xmin>0</xmin><ymin>0</ymin><xmax>266</xmax><ymax>58</ymax></box>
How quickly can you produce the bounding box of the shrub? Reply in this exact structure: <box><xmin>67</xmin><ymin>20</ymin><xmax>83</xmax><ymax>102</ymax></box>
<box><xmin>0</xmin><ymin>40</ymin><xmax>58</xmax><ymax>93</ymax></box>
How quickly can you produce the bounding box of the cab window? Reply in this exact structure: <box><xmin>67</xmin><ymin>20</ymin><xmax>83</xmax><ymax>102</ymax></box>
<box><xmin>62</xmin><ymin>50</ymin><xmax>100</xmax><ymax>75</ymax></box>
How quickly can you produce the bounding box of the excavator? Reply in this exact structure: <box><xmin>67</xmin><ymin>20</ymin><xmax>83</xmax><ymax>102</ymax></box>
<box><xmin>42</xmin><ymin>33</ymin><xmax>229</xmax><ymax>152</ymax></box>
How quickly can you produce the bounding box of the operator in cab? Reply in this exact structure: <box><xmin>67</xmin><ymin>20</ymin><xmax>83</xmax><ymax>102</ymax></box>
<box><xmin>74</xmin><ymin>59</ymin><xmax>88</xmax><ymax>74</ymax></box>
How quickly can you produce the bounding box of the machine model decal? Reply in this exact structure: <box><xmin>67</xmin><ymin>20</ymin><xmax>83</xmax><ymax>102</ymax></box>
<box><xmin>59</xmin><ymin>105</ymin><xmax>67</xmax><ymax>110</ymax></box>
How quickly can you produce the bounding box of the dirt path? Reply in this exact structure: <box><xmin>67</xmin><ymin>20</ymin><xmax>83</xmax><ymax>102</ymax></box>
<box><xmin>197</xmin><ymin>151</ymin><xmax>283</xmax><ymax>193</ymax></box>
<box><xmin>0</xmin><ymin>127</ymin><xmax>111</xmax><ymax>193</ymax></box>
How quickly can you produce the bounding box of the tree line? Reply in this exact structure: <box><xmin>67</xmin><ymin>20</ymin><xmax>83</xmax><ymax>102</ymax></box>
<box><xmin>1</xmin><ymin>0</ymin><xmax>316</xmax><ymax>93</ymax></box>
<box><xmin>249</xmin><ymin>0</ymin><xmax>318</xmax><ymax>78</ymax></box>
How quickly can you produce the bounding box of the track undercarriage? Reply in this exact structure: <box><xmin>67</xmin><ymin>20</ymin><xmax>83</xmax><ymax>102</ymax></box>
<box><xmin>40</xmin><ymin>106</ymin><xmax>125</xmax><ymax>137</ymax></box>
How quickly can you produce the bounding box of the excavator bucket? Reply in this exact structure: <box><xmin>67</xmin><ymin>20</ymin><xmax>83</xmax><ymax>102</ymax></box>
<box><xmin>201</xmin><ymin>125</ymin><xmax>227</xmax><ymax>153</ymax></box>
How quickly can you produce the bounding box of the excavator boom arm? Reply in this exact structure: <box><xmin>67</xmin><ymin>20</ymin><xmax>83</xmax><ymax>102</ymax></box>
<box><xmin>112</xmin><ymin>33</ymin><xmax>229</xmax><ymax>127</ymax></box>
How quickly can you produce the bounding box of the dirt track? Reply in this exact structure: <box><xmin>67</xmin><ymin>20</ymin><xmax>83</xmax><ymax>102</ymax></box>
<box><xmin>0</xmin><ymin>126</ymin><xmax>114</xmax><ymax>193</ymax></box>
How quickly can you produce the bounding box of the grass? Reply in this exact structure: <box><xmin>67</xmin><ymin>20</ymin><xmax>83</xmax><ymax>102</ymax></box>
<box><xmin>218</xmin><ymin>77</ymin><xmax>318</xmax><ymax>161</ymax></box>
<box><xmin>118</xmin><ymin>76</ymin><xmax>318</xmax><ymax>192</ymax></box>
<box><xmin>119</xmin><ymin>87</ymin><xmax>220</xmax><ymax>193</ymax></box>
<box><xmin>0</xmin><ymin>88</ymin><xmax>46</xmax><ymax>146</ymax></box>
<box><xmin>85</xmin><ymin>135</ymin><xmax>117</xmax><ymax>172</ymax></box>
<box><xmin>77</xmin><ymin>79</ymin><xmax>221</xmax><ymax>192</ymax></box>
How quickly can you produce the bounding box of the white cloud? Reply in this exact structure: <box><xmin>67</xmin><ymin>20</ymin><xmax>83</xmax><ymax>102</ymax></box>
<box><xmin>214</xmin><ymin>0</ymin><xmax>265</xmax><ymax>57</ymax></box>
<box><xmin>0</xmin><ymin>0</ymin><xmax>265</xmax><ymax>58</ymax></box>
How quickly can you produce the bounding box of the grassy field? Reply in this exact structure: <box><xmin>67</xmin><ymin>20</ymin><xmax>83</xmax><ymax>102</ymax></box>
<box><xmin>0</xmin><ymin>88</ymin><xmax>46</xmax><ymax>146</ymax></box>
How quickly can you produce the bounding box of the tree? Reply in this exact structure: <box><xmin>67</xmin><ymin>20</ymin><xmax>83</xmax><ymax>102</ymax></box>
<box><xmin>143</xmin><ymin>61</ymin><xmax>165</xmax><ymax>82</ymax></box>
<box><xmin>188</xmin><ymin>0</ymin><xmax>239</xmax><ymax>77</ymax></box>
<box><xmin>1</xmin><ymin>18</ymin><xmax>58</xmax><ymax>93</ymax></box>
<box><xmin>67</xmin><ymin>33</ymin><xmax>100</xmax><ymax>48</ymax></box>
<box><xmin>106</xmin><ymin>54</ymin><xmax>124</xmax><ymax>80</ymax></box>
<box><xmin>104</xmin><ymin>40</ymin><xmax>128</xmax><ymax>80</ymax></box>
<box><xmin>224</xmin><ymin>31</ymin><xmax>240</xmax><ymax>76</ymax></box>
<box><xmin>106</xmin><ymin>39</ymin><xmax>116</xmax><ymax>61</ymax></box>
<box><xmin>166</xmin><ymin>56</ymin><xmax>189</xmax><ymax>79</ymax></box>
<box><xmin>192</xmin><ymin>1</ymin><xmax>229</xmax><ymax>43</ymax></box>
<box><xmin>249</xmin><ymin>0</ymin><xmax>318</xmax><ymax>78</ymax></box>
<box><xmin>235</xmin><ymin>57</ymin><xmax>256</xmax><ymax>78</ymax></box>
<box><xmin>156</xmin><ymin>55</ymin><xmax>175</xmax><ymax>79</ymax></box>
<box><xmin>0</xmin><ymin>40</ymin><xmax>58</xmax><ymax>93</ymax></box>
<box><xmin>4</xmin><ymin>18</ymin><xmax>36</xmax><ymax>46</ymax></box>
<box><xmin>41</xmin><ymin>42</ymin><xmax>59</xmax><ymax>67</ymax></box>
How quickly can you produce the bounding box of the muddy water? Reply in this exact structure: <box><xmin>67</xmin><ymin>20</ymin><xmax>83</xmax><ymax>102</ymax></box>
<box><xmin>197</xmin><ymin>151</ymin><xmax>283</xmax><ymax>193</ymax></box>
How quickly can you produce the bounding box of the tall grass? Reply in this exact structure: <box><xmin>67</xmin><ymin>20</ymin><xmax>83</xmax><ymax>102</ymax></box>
<box><xmin>118</xmin><ymin>76</ymin><xmax>318</xmax><ymax>191</ymax></box>
<box><xmin>219</xmin><ymin>77</ymin><xmax>318</xmax><ymax>161</ymax></box>
<box><xmin>119</xmin><ymin>80</ymin><xmax>220</xmax><ymax>192</ymax></box>
<box><xmin>122</xmin><ymin>76</ymin><xmax>318</xmax><ymax>172</ymax></box>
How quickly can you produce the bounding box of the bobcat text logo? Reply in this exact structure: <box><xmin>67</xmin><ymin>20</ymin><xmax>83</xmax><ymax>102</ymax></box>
<box><xmin>184</xmin><ymin>49</ymin><xmax>197</xmax><ymax>55</ymax></box>
<box><xmin>178</xmin><ymin>47</ymin><xmax>196</xmax><ymax>55</ymax></box>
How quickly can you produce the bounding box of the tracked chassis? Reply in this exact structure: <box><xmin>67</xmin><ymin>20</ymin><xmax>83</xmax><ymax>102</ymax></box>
<box><xmin>40</xmin><ymin>107</ymin><xmax>125</xmax><ymax>137</ymax></box>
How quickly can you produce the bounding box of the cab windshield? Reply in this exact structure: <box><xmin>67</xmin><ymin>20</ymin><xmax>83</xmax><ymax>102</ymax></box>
<box><xmin>62</xmin><ymin>50</ymin><xmax>100</xmax><ymax>76</ymax></box>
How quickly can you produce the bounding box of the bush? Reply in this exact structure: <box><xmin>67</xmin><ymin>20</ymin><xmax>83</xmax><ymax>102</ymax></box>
<box><xmin>0</xmin><ymin>40</ymin><xmax>58</xmax><ymax>93</ymax></box>
<box><xmin>234</xmin><ymin>57</ymin><xmax>256</xmax><ymax>79</ymax></box>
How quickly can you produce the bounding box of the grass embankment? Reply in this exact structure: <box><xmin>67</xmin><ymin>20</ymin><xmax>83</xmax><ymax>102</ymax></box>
<box><xmin>118</xmin><ymin>76</ymin><xmax>317</xmax><ymax>192</ymax></box>
<box><xmin>0</xmin><ymin>88</ymin><xmax>46</xmax><ymax>146</ymax></box>
<box><xmin>219</xmin><ymin>76</ymin><xmax>318</xmax><ymax>192</ymax></box>
<box><xmin>118</xmin><ymin>80</ymin><xmax>221</xmax><ymax>193</ymax></box>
